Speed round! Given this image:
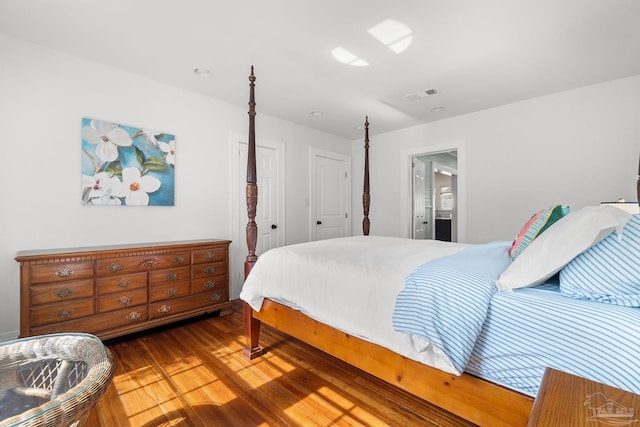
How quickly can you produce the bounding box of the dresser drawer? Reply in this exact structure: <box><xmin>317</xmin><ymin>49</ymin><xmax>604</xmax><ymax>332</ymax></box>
<box><xmin>97</xmin><ymin>251</ymin><xmax>189</xmax><ymax>276</ymax></box>
<box><xmin>191</xmin><ymin>275</ymin><xmax>227</xmax><ymax>294</ymax></box>
<box><xmin>30</xmin><ymin>298</ymin><xmax>95</xmax><ymax>327</ymax></box>
<box><xmin>30</xmin><ymin>261</ymin><xmax>94</xmax><ymax>284</ymax></box>
<box><xmin>149</xmin><ymin>282</ymin><xmax>191</xmax><ymax>302</ymax></box>
<box><xmin>191</xmin><ymin>247</ymin><xmax>227</xmax><ymax>264</ymax></box>
<box><xmin>32</xmin><ymin>307</ymin><xmax>148</xmax><ymax>336</ymax></box>
<box><xmin>30</xmin><ymin>279</ymin><xmax>94</xmax><ymax>306</ymax></box>
<box><xmin>191</xmin><ymin>261</ymin><xmax>225</xmax><ymax>279</ymax></box>
<box><xmin>149</xmin><ymin>266</ymin><xmax>190</xmax><ymax>286</ymax></box>
<box><xmin>91</xmin><ymin>307</ymin><xmax>149</xmax><ymax>333</ymax></box>
<box><xmin>148</xmin><ymin>290</ymin><xmax>227</xmax><ymax>319</ymax></box>
<box><xmin>97</xmin><ymin>273</ymin><xmax>147</xmax><ymax>295</ymax></box>
<box><xmin>30</xmin><ymin>316</ymin><xmax>92</xmax><ymax>336</ymax></box>
<box><xmin>98</xmin><ymin>288</ymin><xmax>148</xmax><ymax>313</ymax></box>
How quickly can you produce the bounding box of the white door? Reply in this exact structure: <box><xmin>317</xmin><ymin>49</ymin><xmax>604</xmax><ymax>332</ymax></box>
<box><xmin>310</xmin><ymin>149</ymin><xmax>351</xmax><ymax>240</ymax></box>
<box><xmin>412</xmin><ymin>158</ymin><xmax>427</xmax><ymax>239</ymax></box>
<box><xmin>239</xmin><ymin>142</ymin><xmax>282</xmax><ymax>256</ymax></box>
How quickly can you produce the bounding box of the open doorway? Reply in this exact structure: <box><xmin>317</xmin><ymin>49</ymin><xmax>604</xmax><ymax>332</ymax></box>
<box><xmin>411</xmin><ymin>151</ymin><xmax>458</xmax><ymax>241</ymax></box>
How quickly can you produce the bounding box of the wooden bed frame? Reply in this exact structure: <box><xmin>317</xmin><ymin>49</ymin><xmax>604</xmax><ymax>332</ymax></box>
<box><xmin>240</xmin><ymin>68</ymin><xmax>638</xmax><ymax>427</ymax></box>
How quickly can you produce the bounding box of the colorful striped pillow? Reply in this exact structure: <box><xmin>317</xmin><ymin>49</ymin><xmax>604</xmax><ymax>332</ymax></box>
<box><xmin>509</xmin><ymin>205</ymin><xmax>570</xmax><ymax>259</ymax></box>
<box><xmin>559</xmin><ymin>214</ymin><xmax>640</xmax><ymax>306</ymax></box>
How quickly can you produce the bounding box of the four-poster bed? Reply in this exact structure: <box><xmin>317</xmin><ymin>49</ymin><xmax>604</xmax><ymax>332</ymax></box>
<box><xmin>362</xmin><ymin>116</ymin><xmax>370</xmax><ymax>236</ymax></box>
<box><xmin>239</xmin><ymin>68</ymin><xmax>532</xmax><ymax>426</ymax></box>
<box><xmin>241</xmin><ymin>67</ymin><xmax>640</xmax><ymax>426</ymax></box>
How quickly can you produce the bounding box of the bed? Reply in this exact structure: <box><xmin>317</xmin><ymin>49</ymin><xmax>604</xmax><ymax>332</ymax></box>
<box><xmin>239</xmin><ymin>68</ymin><xmax>640</xmax><ymax>426</ymax></box>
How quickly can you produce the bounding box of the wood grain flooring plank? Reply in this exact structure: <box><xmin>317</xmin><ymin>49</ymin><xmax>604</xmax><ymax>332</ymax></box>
<box><xmin>141</xmin><ymin>327</ymin><xmax>268</xmax><ymax>426</ymax></box>
<box><xmin>86</xmin><ymin>308</ymin><xmax>477</xmax><ymax>426</ymax></box>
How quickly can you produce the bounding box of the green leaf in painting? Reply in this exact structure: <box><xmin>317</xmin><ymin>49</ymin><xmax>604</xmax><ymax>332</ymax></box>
<box><xmin>142</xmin><ymin>157</ymin><xmax>169</xmax><ymax>171</ymax></box>
<box><xmin>135</xmin><ymin>146</ymin><xmax>146</xmax><ymax>165</ymax></box>
<box><xmin>105</xmin><ymin>160</ymin><xmax>122</xmax><ymax>177</ymax></box>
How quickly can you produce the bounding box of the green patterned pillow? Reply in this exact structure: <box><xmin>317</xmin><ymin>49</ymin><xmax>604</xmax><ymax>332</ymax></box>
<box><xmin>509</xmin><ymin>204</ymin><xmax>570</xmax><ymax>259</ymax></box>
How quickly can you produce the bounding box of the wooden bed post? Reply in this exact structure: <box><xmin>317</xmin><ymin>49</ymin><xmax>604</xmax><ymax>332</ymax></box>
<box><xmin>362</xmin><ymin>117</ymin><xmax>370</xmax><ymax>236</ymax></box>
<box><xmin>243</xmin><ymin>66</ymin><xmax>263</xmax><ymax>360</ymax></box>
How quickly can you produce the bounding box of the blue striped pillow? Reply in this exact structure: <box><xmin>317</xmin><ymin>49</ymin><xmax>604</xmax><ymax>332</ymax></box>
<box><xmin>559</xmin><ymin>214</ymin><xmax>640</xmax><ymax>306</ymax></box>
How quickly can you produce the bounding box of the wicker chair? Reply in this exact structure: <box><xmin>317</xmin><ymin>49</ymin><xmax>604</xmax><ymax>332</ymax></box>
<box><xmin>0</xmin><ymin>333</ymin><xmax>114</xmax><ymax>427</ymax></box>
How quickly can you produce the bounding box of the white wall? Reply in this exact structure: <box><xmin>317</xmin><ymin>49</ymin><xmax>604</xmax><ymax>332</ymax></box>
<box><xmin>352</xmin><ymin>75</ymin><xmax>640</xmax><ymax>243</ymax></box>
<box><xmin>0</xmin><ymin>35</ymin><xmax>350</xmax><ymax>340</ymax></box>
<box><xmin>3</xmin><ymin>34</ymin><xmax>638</xmax><ymax>340</ymax></box>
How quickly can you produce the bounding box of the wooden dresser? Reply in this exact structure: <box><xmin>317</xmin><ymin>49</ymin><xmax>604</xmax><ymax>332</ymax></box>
<box><xmin>16</xmin><ymin>239</ymin><xmax>232</xmax><ymax>340</ymax></box>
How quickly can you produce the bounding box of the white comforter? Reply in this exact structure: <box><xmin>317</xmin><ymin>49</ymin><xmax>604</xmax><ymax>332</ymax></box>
<box><xmin>240</xmin><ymin>235</ymin><xmax>468</xmax><ymax>374</ymax></box>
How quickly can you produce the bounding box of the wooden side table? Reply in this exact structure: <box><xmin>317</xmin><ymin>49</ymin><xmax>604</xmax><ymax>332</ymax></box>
<box><xmin>528</xmin><ymin>367</ymin><xmax>640</xmax><ymax>426</ymax></box>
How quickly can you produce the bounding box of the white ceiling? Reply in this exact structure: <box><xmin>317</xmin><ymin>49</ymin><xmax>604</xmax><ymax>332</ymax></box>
<box><xmin>1</xmin><ymin>0</ymin><xmax>639</xmax><ymax>139</ymax></box>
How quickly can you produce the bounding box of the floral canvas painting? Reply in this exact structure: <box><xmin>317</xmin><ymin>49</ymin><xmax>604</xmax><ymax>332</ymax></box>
<box><xmin>81</xmin><ymin>118</ymin><xmax>175</xmax><ymax>206</ymax></box>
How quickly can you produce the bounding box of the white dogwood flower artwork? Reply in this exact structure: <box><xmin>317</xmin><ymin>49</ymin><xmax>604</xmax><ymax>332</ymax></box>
<box><xmin>81</xmin><ymin>118</ymin><xmax>175</xmax><ymax>206</ymax></box>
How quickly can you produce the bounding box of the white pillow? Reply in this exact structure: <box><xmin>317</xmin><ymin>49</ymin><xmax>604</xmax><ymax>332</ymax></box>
<box><xmin>496</xmin><ymin>205</ymin><xmax>632</xmax><ymax>290</ymax></box>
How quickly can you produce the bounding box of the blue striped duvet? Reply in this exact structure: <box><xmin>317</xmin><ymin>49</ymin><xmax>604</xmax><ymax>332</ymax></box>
<box><xmin>393</xmin><ymin>241</ymin><xmax>640</xmax><ymax>397</ymax></box>
<box><xmin>392</xmin><ymin>241</ymin><xmax>512</xmax><ymax>375</ymax></box>
<box><xmin>467</xmin><ymin>281</ymin><xmax>640</xmax><ymax>397</ymax></box>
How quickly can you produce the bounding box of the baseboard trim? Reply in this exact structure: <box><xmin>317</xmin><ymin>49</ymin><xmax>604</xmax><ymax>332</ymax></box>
<box><xmin>0</xmin><ymin>330</ymin><xmax>19</xmax><ymax>343</ymax></box>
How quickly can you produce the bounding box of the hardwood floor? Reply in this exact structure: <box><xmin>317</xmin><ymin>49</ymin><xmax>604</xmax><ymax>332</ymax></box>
<box><xmin>86</xmin><ymin>305</ymin><xmax>477</xmax><ymax>426</ymax></box>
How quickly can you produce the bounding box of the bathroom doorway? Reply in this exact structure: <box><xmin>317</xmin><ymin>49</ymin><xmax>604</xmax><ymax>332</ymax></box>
<box><xmin>411</xmin><ymin>150</ymin><xmax>458</xmax><ymax>241</ymax></box>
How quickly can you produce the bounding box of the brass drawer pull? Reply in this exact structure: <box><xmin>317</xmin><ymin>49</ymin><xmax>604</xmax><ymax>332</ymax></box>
<box><xmin>204</xmin><ymin>281</ymin><xmax>215</xmax><ymax>289</ymax></box>
<box><xmin>118</xmin><ymin>280</ymin><xmax>132</xmax><ymax>288</ymax></box>
<box><xmin>204</xmin><ymin>266</ymin><xmax>216</xmax><ymax>274</ymax></box>
<box><xmin>204</xmin><ymin>252</ymin><xmax>215</xmax><ymax>260</ymax></box>
<box><xmin>210</xmin><ymin>293</ymin><xmax>221</xmax><ymax>302</ymax></box>
<box><xmin>55</xmin><ymin>288</ymin><xmax>74</xmax><ymax>298</ymax></box>
<box><xmin>173</xmin><ymin>256</ymin><xmax>184</xmax><ymax>264</ymax></box>
<box><xmin>166</xmin><ymin>288</ymin><xmax>178</xmax><ymax>297</ymax></box>
<box><xmin>126</xmin><ymin>311</ymin><xmax>141</xmax><ymax>321</ymax></box>
<box><xmin>158</xmin><ymin>304</ymin><xmax>171</xmax><ymax>313</ymax></box>
<box><xmin>118</xmin><ymin>296</ymin><xmax>132</xmax><ymax>306</ymax></box>
<box><xmin>138</xmin><ymin>259</ymin><xmax>159</xmax><ymax>268</ymax></box>
<box><xmin>107</xmin><ymin>262</ymin><xmax>123</xmax><ymax>272</ymax></box>
<box><xmin>57</xmin><ymin>308</ymin><xmax>74</xmax><ymax>318</ymax></box>
<box><xmin>55</xmin><ymin>267</ymin><xmax>74</xmax><ymax>278</ymax></box>
<box><xmin>166</xmin><ymin>272</ymin><xmax>177</xmax><ymax>280</ymax></box>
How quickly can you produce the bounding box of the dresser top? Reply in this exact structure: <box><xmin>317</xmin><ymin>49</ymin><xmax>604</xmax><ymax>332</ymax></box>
<box><xmin>16</xmin><ymin>239</ymin><xmax>231</xmax><ymax>261</ymax></box>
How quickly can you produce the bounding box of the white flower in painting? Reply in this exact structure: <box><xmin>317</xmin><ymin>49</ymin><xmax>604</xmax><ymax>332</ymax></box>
<box><xmin>140</xmin><ymin>130</ymin><xmax>162</xmax><ymax>148</ymax></box>
<box><xmin>112</xmin><ymin>167</ymin><xmax>161</xmax><ymax>205</ymax></box>
<box><xmin>159</xmin><ymin>140</ymin><xmax>176</xmax><ymax>165</ymax></box>
<box><xmin>81</xmin><ymin>172</ymin><xmax>122</xmax><ymax>205</ymax></box>
<box><xmin>82</xmin><ymin>120</ymin><xmax>132</xmax><ymax>162</ymax></box>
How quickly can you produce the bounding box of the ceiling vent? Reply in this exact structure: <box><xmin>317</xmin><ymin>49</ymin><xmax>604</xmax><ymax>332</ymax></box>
<box><xmin>405</xmin><ymin>88</ymin><xmax>438</xmax><ymax>101</ymax></box>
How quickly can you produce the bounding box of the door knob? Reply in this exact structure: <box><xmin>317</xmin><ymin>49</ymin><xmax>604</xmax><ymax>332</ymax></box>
<box><xmin>316</xmin><ymin>220</ymin><xmax>322</xmax><ymax>225</ymax></box>
<box><xmin>271</xmin><ymin>224</ymin><xmax>277</xmax><ymax>229</ymax></box>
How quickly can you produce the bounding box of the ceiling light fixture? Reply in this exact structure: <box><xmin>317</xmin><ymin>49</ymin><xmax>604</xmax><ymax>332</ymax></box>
<box><xmin>310</xmin><ymin>111</ymin><xmax>323</xmax><ymax>116</ymax></box>
<box><xmin>435</xmin><ymin>169</ymin><xmax>453</xmax><ymax>176</ymax></box>
<box><xmin>431</xmin><ymin>106</ymin><xmax>445</xmax><ymax>112</ymax></box>
<box><xmin>193</xmin><ymin>67</ymin><xmax>213</xmax><ymax>77</ymax></box>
